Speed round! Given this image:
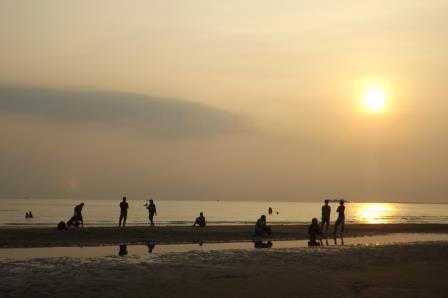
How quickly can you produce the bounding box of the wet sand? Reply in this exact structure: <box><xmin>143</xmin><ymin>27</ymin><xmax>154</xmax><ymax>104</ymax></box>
<box><xmin>1</xmin><ymin>223</ymin><xmax>448</xmax><ymax>248</ymax></box>
<box><xmin>1</xmin><ymin>242</ymin><xmax>447</xmax><ymax>298</ymax></box>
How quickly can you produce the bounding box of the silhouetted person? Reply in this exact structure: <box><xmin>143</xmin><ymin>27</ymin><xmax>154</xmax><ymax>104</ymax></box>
<box><xmin>193</xmin><ymin>212</ymin><xmax>206</xmax><ymax>227</ymax></box>
<box><xmin>255</xmin><ymin>215</ymin><xmax>272</xmax><ymax>236</ymax></box>
<box><xmin>146</xmin><ymin>199</ymin><xmax>157</xmax><ymax>226</ymax></box>
<box><xmin>119</xmin><ymin>197</ymin><xmax>129</xmax><ymax>227</ymax></box>
<box><xmin>25</xmin><ymin>212</ymin><xmax>29</xmax><ymax>219</ymax></box>
<box><xmin>308</xmin><ymin>218</ymin><xmax>323</xmax><ymax>246</ymax></box>
<box><xmin>67</xmin><ymin>202</ymin><xmax>84</xmax><ymax>228</ymax></box>
<box><xmin>334</xmin><ymin>200</ymin><xmax>345</xmax><ymax>235</ymax></box>
<box><xmin>147</xmin><ymin>243</ymin><xmax>155</xmax><ymax>253</ymax></box>
<box><xmin>57</xmin><ymin>221</ymin><xmax>67</xmax><ymax>230</ymax></box>
<box><xmin>29</xmin><ymin>211</ymin><xmax>33</xmax><ymax>218</ymax></box>
<box><xmin>119</xmin><ymin>244</ymin><xmax>128</xmax><ymax>256</ymax></box>
<box><xmin>254</xmin><ymin>240</ymin><xmax>273</xmax><ymax>248</ymax></box>
<box><xmin>268</xmin><ymin>207</ymin><xmax>273</xmax><ymax>215</ymax></box>
<box><xmin>321</xmin><ymin>200</ymin><xmax>331</xmax><ymax>234</ymax></box>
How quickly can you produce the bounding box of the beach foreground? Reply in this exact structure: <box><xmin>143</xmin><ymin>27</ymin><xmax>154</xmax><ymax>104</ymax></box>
<box><xmin>1</xmin><ymin>224</ymin><xmax>448</xmax><ymax>248</ymax></box>
<box><xmin>1</xmin><ymin>242</ymin><xmax>447</xmax><ymax>298</ymax></box>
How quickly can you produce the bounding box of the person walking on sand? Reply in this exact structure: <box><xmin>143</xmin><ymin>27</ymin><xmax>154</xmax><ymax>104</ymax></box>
<box><xmin>119</xmin><ymin>197</ymin><xmax>129</xmax><ymax>227</ymax></box>
<box><xmin>321</xmin><ymin>199</ymin><xmax>331</xmax><ymax>234</ymax></box>
<box><xmin>334</xmin><ymin>200</ymin><xmax>345</xmax><ymax>235</ymax></box>
<box><xmin>146</xmin><ymin>199</ymin><xmax>157</xmax><ymax>226</ymax></box>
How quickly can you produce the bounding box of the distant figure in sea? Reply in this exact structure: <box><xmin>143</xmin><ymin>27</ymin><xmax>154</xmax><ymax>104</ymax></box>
<box><xmin>193</xmin><ymin>212</ymin><xmax>206</xmax><ymax>227</ymax></box>
<box><xmin>119</xmin><ymin>197</ymin><xmax>129</xmax><ymax>227</ymax></box>
<box><xmin>145</xmin><ymin>199</ymin><xmax>157</xmax><ymax>226</ymax></box>
<box><xmin>67</xmin><ymin>202</ymin><xmax>84</xmax><ymax>228</ymax></box>
<box><xmin>255</xmin><ymin>215</ymin><xmax>272</xmax><ymax>236</ymax></box>
<box><xmin>29</xmin><ymin>211</ymin><xmax>33</xmax><ymax>218</ymax></box>
<box><xmin>321</xmin><ymin>200</ymin><xmax>331</xmax><ymax>234</ymax></box>
<box><xmin>308</xmin><ymin>218</ymin><xmax>323</xmax><ymax>246</ymax></box>
<box><xmin>334</xmin><ymin>200</ymin><xmax>345</xmax><ymax>235</ymax></box>
<box><xmin>25</xmin><ymin>211</ymin><xmax>34</xmax><ymax>219</ymax></box>
<box><xmin>268</xmin><ymin>207</ymin><xmax>273</xmax><ymax>215</ymax></box>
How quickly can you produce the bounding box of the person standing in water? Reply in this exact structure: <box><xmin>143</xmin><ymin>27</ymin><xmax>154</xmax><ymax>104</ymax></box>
<box><xmin>321</xmin><ymin>200</ymin><xmax>331</xmax><ymax>234</ymax></box>
<box><xmin>146</xmin><ymin>199</ymin><xmax>157</xmax><ymax>226</ymax></box>
<box><xmin>334</xmin><ymin>200</ymin><xmax>345</xmax><ymax>235</ymax></box>
<box><xmin>119</xmin><ymin>197</ymin><xmax>129</xmax><ymax>227</ymax></box>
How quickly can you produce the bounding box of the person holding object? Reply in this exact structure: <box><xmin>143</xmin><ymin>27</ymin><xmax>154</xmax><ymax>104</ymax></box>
<box><xmin>145</xmin><ymin>199</ymin><xmax>157</xmax><ymax>226</ymax></box>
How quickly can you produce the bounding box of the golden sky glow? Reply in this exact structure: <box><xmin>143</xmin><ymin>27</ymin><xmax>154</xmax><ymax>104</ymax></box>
<box><xmin>0</xmin><ymin>1</ymin><xmax>448</xmax><ymax>202</ymax></box>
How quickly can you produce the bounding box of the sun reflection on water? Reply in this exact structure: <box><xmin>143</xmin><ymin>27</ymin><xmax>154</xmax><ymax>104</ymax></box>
<box><xmin>354</xmin><ymin>203</ymin><xmax>396</xmax><ymax>224</ymax></box>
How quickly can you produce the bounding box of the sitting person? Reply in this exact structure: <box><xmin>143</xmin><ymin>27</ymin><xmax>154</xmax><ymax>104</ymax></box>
<box><xmin>193</xmin><ymin>212</ymin><xmax>206</xmax><ymax>227</ymax></box>
<box><xmin>254</xmin><ymin>215</ymin><xmax>272</xmax><ymax>236</ymax></box>
<box><xmin>67</xmin><ymin>202</ymin><xmax>84</xmax><ymax>228</ymax></box>
<box><xmin>308</xmin><ymin>217</ymin><xmax>323</xmax><ymax>246</ymax></box>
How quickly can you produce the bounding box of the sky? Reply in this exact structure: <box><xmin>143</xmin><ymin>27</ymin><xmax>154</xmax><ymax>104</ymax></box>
<box><xmin>1</xmin><ymin>0</ymin><xmax>448</xmax><ymax>202</ymax></box>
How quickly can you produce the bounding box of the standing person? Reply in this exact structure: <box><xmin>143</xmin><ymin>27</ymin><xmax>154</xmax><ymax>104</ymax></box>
<box><xmin>321</xmin><ymin>199</ymin><xmax>331</xmax><ymax>234</ymax></box>
<box><xmin>119</xmin><ymin>197</ymin><xmax>129</xmax><ymax>227</ymax></box>
<box><xmin>334</xmin><ymin>200</ymin><xmax>345</xmax><ymax>235</ymax></box>
<box><xmin>268</xmin><ymin>207</ymin><xmax>273</xmax><ymax>215</ymax></box>
<box><xmin>146</xmin><ymin>199</ymin><xmax>157</xmax><ymax>226</ymax></box>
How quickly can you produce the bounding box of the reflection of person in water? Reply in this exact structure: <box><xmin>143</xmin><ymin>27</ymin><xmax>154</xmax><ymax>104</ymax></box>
<box><xmin>119</xmin><ymin>244</ymin><xmax>128</xmax><ymax>256</ymax></box>
<box><xmin>193</xmin><ymin>212</ymin><xmax>206</xmax><ymax>227</ymax></box>
<box><xmin>255</xmin><ymin>215</ymin><xmax>272</xmax><ymax>236</ymax></box>
<box><xmin>146</xmin><ymin>243</ymin><xmax>155</xmax><ymax>253</ymax></box>
<box><xmin>254</xmin><ymin>240</ymin><xmax>273</xmax><ymax>248</ymax></box>
<box><xmin>308</xmin><ymin>218</ymin><xmax>323</xmax><ymax>246</ymax></box>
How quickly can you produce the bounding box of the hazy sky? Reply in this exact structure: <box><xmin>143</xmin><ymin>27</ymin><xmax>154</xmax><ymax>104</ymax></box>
<box><xmin>1</xmin><ymin>1</ymin><xmax>448</xmax><ymax>202</ymax></box>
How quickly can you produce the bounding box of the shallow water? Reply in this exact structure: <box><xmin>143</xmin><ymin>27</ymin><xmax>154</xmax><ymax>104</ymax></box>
<box><xmin>2</xmin><ymin>199</ymin><xmax>448</xmax><ymax>227</ymax></box>
<box><xmin>1</xmin><ymin>233</ymin><xmax>447</xmax><ymax>261</ymax></box>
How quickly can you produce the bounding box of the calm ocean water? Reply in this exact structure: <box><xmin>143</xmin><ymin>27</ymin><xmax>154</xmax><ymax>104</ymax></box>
<box><xmin>1</xmin><ymin>199</ymin><xmax>447</xmax><ymax>228</ymax></box>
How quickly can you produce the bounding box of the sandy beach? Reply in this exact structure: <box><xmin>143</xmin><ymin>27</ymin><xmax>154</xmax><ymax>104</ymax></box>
<box><xmin>0</xmin><ymin>241</ymin><xmax>447</xmax><ymax>298</ymax></box>
<box><xmin>1</xmin><ymin>223</ymin><xmax>448</xmax><ymax>248</ymax></box>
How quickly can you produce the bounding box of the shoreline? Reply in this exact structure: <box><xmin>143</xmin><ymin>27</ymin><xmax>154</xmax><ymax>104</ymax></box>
<box><xmin>1</xmin><ymin>223</ymin><xmax>448</xmax><ymax>248</ymax></box>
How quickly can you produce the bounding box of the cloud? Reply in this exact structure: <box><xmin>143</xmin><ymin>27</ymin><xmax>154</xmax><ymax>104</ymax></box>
<box><xmin>0</xmin><ymin>85</ymin><xmax>251</xmax><ymax>138</ymax></box>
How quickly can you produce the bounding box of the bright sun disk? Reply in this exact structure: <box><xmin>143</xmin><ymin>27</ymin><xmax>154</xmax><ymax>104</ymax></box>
<box><xmin>363</xmin><ymin>86</ymin><xmax>385</xmax><ymax>112</ymax></box>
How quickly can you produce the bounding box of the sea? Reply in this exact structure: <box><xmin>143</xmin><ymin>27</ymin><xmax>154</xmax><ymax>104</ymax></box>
<box><xmin>1</xmin><ymin>199</ymin><xmax>448</xmax><ymax>228</ymax></box>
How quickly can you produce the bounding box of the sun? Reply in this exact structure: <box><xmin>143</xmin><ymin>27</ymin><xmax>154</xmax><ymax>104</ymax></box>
<box><xmin>363</xmin><ymin>86</ymin><xmax>385</xmax><ymax>112</ymax></box>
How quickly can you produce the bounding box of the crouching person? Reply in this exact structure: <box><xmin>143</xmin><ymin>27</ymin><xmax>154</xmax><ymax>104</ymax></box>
<box><xmin>308</xmin><ymin>218</ymin><xmax>323</xmax><ymax>246</ymax></box>
<box><xmin>255</xmin><ymin>215</ymin><xmax>272</xmax><ymax>236</ymax></box>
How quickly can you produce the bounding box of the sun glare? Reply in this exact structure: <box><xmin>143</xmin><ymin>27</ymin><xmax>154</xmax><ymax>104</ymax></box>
<box><xmin>363</xmin><ymin>86</ymin><xmax>386</xmax><ymax>112</ymax></box>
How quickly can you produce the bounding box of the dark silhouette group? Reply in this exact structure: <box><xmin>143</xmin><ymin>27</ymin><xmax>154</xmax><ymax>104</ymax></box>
<box><xmin>308</xmin><ymin>199</ymin><xmax>346</xmax><ymax>246</ymax></box>
<box><xmin>59</xmin><ymin>197</ymin><xmax>347</xmax><ymax>249</ymax></box>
